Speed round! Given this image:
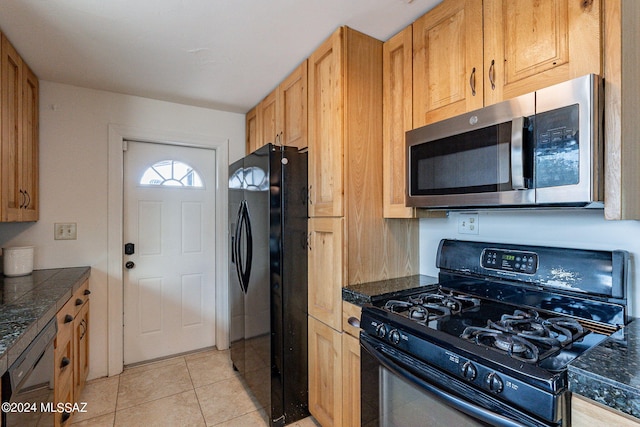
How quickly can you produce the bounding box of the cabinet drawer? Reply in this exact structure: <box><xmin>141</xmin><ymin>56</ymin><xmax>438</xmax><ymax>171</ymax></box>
<box><xmin>55</xmin><ymin>300</ymin><xmax>75</xmax><ymax>349</ymax></box>
<box><xmin>342</xmin><ymin>301</ymin><xmax>362</xmax><ymax>338</ymax></box>
<box><xmin>73</xmin><ymin>280</ymin><xmax>90</xmax><ymax>316</ymax></box>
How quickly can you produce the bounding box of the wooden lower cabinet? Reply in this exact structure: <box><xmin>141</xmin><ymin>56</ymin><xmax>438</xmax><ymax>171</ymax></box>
<box><xmin>309</xmin><ymin>315</ymin><xmax>342</xmax><ymax>427</ymax></box>
<box><xmin>341</xmin><ymin>302</ymin><xmax>362</xmax><ymax>427</ymax></box>
<box><xmin>572</xmin><ymin>394</ymin><xmax>640</xmax><ymax>426</ymax></box>
<box><xmin>53</xmin><ymin>280</ymin><xmax>90</xmax><ymax>426</ymax></box>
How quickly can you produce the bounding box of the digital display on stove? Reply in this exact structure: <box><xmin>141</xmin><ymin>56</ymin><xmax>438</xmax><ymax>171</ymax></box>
<box><xmin>481</xmin><ymin>248</ymin><xmax>538</xmax><ymax>274</ymax></box>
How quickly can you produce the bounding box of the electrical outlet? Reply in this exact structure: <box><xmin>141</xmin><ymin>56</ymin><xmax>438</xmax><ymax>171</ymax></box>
<box><xmin>54</xmin><ymin>223</ymin><xmax>77</xmax><ymax>240</ymax></box>
<box><xmin>458</xmin><ymin>214</ymin><xmax>479</xmax><ymax>235</ymax></box>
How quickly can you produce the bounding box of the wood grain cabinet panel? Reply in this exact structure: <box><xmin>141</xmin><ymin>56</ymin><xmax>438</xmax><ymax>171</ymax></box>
<box><xmin>245</xmin><ymin>61</ymin><xmax>307</xmax><ymax>154</ymax></box>
<box><xmin>383</xmin><ymin>26</ymin><xmax>415</xmax><ymax>219</ymax></box>
<box><xmin>0</xmin><ymin>33</ymin><xmax>39</xmax><ymax>222</ymax></box>
<box><xmin>308</xmin><ymin>316</ymin><xmax>342</xmax><ymax>427</ymax></box>
<box><xmin>53</xmin><ymin>280</ymin><xmax>90</xmax><ymax>426</ymax></box>
<box><xmin>259</xmin><ymin>90</ymin><xmax>277</xmax><ymax>147</ymax></box>
<box><xmin>413</xmin><ymin>0</ymin><xmax>484</xmax><ymax>127</ymax></box>
<box><xmin>413</xmin><ymin>0</ymin><xmax>601</xmax><ymax>127</ymax></box>
<box><xmin>572</xmin><ymin>394</ymin><xmax>640</xmax><ymax>427</ymax></box>
<box><xmin>278</xmin><ymin>61</ymin><xmax>307</xmax><ymax>149</ymax></box>
<box><xmin>245</xmin><ymin>105</ymin><xmax>260</xmax><ymax>154</ymax></box>
<box><xmin>308</xmin><ymin>30</ymin><xmax>344</xmax><ymax>217</ymax></box>
<box><xmin>341</xmin><ymin>332</ymin><xmax>360</xmax><ymax>427</ymax></box>
<box><xmin>308</xmin><ymin>217</ymin><xmax>344</xmax><ymax>331</ymax></box>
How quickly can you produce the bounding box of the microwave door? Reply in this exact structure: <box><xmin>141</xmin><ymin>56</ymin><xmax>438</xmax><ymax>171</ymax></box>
<box><xmin>533</xmin><ymin>75</ymin><xmax>603</xmax><ymax>206</ymax></box>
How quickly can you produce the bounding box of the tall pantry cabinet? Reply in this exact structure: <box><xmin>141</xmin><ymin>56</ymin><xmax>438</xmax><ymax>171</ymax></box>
<box><xmin>307</xmin><ymin>26</ymin><xmax>418</xmax><ymax>427</ymax></box>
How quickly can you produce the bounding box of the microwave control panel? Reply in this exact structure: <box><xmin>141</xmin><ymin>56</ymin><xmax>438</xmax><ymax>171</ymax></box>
<box><xmin>481</xmin><ymin>248</ymin><xmax>538</xmax><ymax>274</ymax></box>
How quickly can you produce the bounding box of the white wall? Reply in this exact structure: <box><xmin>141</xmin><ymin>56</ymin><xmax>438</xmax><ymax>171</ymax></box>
<box><xmin>0</xmin><ymin>81</ymin><xmax>246</xmax><ymax>379</ymax></box>
<box><xmin>419</xmin><ymin>210</ymin><xmax>640</xmax><ymax>317</ymax></box>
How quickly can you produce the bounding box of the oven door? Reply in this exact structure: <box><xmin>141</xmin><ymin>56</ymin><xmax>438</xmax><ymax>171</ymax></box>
<box><xmin>360</xmin><ymin>333</ymin><xmax>555</xmax><ymax>427</ymax></box>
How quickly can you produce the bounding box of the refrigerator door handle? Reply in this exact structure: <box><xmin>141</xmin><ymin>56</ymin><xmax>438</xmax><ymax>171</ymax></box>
<box><xmin>233</xmin><ymin>201</ymin><xmax>245</xmax><ymax>293</ymax></box>
<box><xmin>240</xmin><ymin>201</ymin><xmax>253</xmax><ymax>293</ymax></box>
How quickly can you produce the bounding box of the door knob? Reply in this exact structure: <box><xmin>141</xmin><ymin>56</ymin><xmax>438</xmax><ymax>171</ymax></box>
<box><xmin>125</xmin><ymin>261</ymin><xmax>135</xmax><ymax>269</ymax></box>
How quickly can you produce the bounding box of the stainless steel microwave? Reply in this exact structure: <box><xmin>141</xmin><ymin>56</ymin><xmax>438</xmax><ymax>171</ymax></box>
<box><xmin>406</xmin><ymin>74</ymin><xmax>603</xmax><ymax>209</ymax></box>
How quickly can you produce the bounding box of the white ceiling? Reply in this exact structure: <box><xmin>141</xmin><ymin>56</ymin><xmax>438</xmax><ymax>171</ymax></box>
<box><xmin>0</xmin><ymin>0</ymin><xmax>441</xmax><ymax>113</ymax></box>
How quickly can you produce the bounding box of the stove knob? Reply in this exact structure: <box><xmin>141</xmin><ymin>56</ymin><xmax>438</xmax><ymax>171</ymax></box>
<box><xmin>461</xmin><ymin>361</ymin><xmax>477</xmax><ymax>381</ymax></box>
<box><xmin>389</xmin><ymin>329</ymin><xmax>401</xmax><ymax>344</ymax></box>
<box><xmin>486</xmin><ymin>372</ymin><xmax>504</xmax><ymax>393</ymax></box>
<box><xmin>375</xmin><ymin>324</ymin><xmax>387</xmax><ymax>339</ymax></box>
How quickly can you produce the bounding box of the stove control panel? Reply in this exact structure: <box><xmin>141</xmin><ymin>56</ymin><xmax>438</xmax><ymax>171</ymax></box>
<box><xmin>481</xmin><ymin>248</ymin><xmax>538</xmax><ymax>274</ymax></box>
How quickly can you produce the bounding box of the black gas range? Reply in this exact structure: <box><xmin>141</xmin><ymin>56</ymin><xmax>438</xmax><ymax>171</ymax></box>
<box><xmin>359</xmin><ymin>239</ymin><xmax>629</xmax><ymax>427</ymax></box>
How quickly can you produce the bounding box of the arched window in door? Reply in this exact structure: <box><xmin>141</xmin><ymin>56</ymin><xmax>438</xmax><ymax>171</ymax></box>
<box><xmin>140</xmin><ymin>160</ymin><xmax>203</xmax><ymax>187</ymax></box>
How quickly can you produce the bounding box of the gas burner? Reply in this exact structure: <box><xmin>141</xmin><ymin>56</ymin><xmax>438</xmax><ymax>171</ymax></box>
<box><xmin>460</xmin><ymin>310</ymin><xmax>586</xmax><ymax>363</ymax></box>
<box><xmin>382</xmin><ymin>289</ymin><xmax>482</xmax><ymax>324</ymax></box>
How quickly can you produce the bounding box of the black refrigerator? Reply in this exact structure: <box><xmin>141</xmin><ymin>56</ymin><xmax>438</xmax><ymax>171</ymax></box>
<box><xmin>229</xmin><ymin>143</ymin><xmax>309</xmax><ymax>426</ymax></box>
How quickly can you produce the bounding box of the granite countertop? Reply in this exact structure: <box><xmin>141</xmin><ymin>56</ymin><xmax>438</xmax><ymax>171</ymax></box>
<box><xmin>342</xmin><ymin>274</ymin><xmax>438</xmax><ymax>306</ymax></box>
<box><xmin>569</xmin><ymin>318</ymin><xmax>640</xmax><ymax>420</ymax></box>
<box><xmin>0</xmin><ymin>267</ymin><xmax>91</xmax><ymax>375</ymax></box>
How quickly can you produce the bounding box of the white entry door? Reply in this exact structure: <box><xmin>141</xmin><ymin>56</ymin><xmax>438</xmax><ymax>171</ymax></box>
<box><xmin>123</xmin><ymin>140</ymin><xmax>217</xmax><ymax>365</ymax></box>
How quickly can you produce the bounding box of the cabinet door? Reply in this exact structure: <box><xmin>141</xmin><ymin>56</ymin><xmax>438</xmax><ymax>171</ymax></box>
<box><xmin>260</xmin><ymin>90</ymin><xmax>277</xmax><ymax>146</ymax></box>
<box><xmin>383</xmin><ymin>26</ymin><xmax>415</xmax><ymax>218</ymax></box>
<box><xmin>572</xmin><ymin>395</ymin><xmax>640</xmax><ymax>427</ymax></box>
<box><xmin>21</xmin><ymin>65</ymin><xmax>38</xmax><ymax>221</ymax></box>
<box><xmin>413</xmin><ymin>0</ymin><xmax>483</xmax><ymax>127</ymax></box>
<box><xmin>308</xmin><ymin>28</ymin><xmax>344</xmax><ymax>217</ymax></box>
<box><xmin>245</xmin><ymin>105</ymin><xmax>260</xmax><ymax>154</ymax></box>
<box><xmin>278</xmin><ymin>60</ymin><xmax>307</xmax><ymax>148</ymax></box>
<box><xmin>342</xmin><ymin>332</ymin><xmax>361</xmax><ymax>427</ymax></box>
<box><xmin>1</xmin><ymin>34</ymin><xmax>23</xmax><ymax>222</ymax></box>
<box><xmin>74</xmin><ymin>300</ymin><xmax>90</xmax><ymax>402</ymax></box>
<box><xmin>483</xmin><ymin>0</ymin><xmax>601</xmax><ymax>105</ymax></box>
<box><xmin>308</xmin><ymin>316</ymin><xmax>342</xmax><ymax>427</ymax></box>
<box><xmin>308</xmin><ymin>217</ymin><xmax>344</xmax><ymax>330</ymax></box>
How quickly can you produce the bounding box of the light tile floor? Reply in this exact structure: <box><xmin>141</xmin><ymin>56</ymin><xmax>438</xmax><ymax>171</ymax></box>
<box><xmin>70</xmin><ymin>348</ymin><xmax>320</xmax><ymax>427</ymax></box>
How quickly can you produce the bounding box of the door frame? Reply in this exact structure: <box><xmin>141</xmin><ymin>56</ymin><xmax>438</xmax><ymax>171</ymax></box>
<box><xmin>107</xmin><ymin>124</ymin><xmax>229</xmax><ymax>376</ymax></box>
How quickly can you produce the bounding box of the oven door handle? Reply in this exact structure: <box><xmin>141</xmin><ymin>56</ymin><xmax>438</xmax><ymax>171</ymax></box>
<box><xmin>361</xmin><ymin>338</ymin><xmax>528</xmax><ymax>427</ymax></box>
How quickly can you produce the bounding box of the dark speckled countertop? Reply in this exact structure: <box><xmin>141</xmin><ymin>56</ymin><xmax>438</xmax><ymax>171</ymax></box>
<box><xmin>0</xmin><ymin>267</ymin><xmax>91</xmax><ymax>375</ymax></box>
<box><xmin>568</xmin><ymin>318</ymin><xmax>640</xmax><ymax>420</ymax></box>
<box><xmin>342</xmin><ymin>274</ymin><xmax>438</xmax><ymax>307</ymax></box>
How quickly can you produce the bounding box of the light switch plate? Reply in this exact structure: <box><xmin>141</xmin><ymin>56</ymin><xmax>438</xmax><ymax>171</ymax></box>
<box><xmin>54</xmin><ymin>223</ymin><xmax>77</xmax><ymax>240</ymax></box>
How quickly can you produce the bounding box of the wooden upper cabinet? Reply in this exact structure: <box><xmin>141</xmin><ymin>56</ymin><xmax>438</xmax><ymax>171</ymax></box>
<box><xmin>21</xmin><ymin>65</ymin><xmax>39</xmax><ymax>222</ymax></box>
<box><xmin>308</xmin><ymin>29</ymin><xmax>344</xmax><ymax>217</ymax></box>
<box><xmin>259</xmin><ymin>90</ymin><xmax>277</xmax><ymax>146</ymax></box>
<box><xmin>413</xmin><ymin>0</ymin><xmax>484</xmax><ymax>127</ymax></box>
<box><xmin>278</xmin><ymin>60</ymin><xmax>307</xmax><ymax>148</ymax></box>
<box><xmin>413</xmin><ymin>0</ymin><xmax>601</xmax><ymax>127</ymax></box>
<box><xmin>245</xmin><ymin>60</ymin><xmax>308</xmax><ymax>154</ymax></box>
<box><xmin>245</xmin><ymin>105</ymin><xmax>260</xmax><ymax>154</ymax></box>
<box><xmin>1</xmin><ymin>33</ymin><xmax>39</xmax><ymax>222</ymax></box>
<box><xmin>483</xmin><ymin>0</ymin><xmax>601</xmax><ymax>105</ymax></box>
<box><xmin>383</xmin><ymin>26</ymin><xmax>415</xmax><ymax>219</ymax></box>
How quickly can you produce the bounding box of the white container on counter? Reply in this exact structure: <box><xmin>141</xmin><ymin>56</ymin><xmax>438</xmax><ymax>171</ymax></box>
<box><xmin>3</xmin><ymin>246</ymin><xmax>35</xmax><ymax>277</ymax></box>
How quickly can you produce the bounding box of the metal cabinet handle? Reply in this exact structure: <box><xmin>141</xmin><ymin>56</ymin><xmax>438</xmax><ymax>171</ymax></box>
<box><xmin>348</xmin><ymin>316</ymin><xmax>361</xmax><ymax>328</ymax></box>
<box><xmin>61</xmin><ymin>411</ymin><xmax>71</xmax><ymax>423</ymax></box>
<box><xmin>469</xmin><ymin>67</ymin><xmax>476</xmax><ymax>96</ymax></box>
<box><xmin>84</xmin><ymin>289</ymin><xmax>91</xmax><ymax>296</ymax></box>
<box><xmin>60</xmin><ymin>356</ymin><xmax>71</xmax><ymax>368</ymax></box>
<box><xmin>489</xmin><ymin>59</ymin><xmax>496</xmax><ymax>90</ymax></box>
<box><xmin>64</xmin><ymin>314</ymin><xmax>74</xmax><ymax>324</ymax></box>
<box><xmin>75</xmin><ymin>298</ymin><xmax>84</xmax><ymax>306</ymax></box>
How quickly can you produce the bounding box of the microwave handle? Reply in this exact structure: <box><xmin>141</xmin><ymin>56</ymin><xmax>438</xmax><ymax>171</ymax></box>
<box><xmin>510</xmin><ymin>117</ymin><xmax>526</xmax><ymax>190</ymax></box>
